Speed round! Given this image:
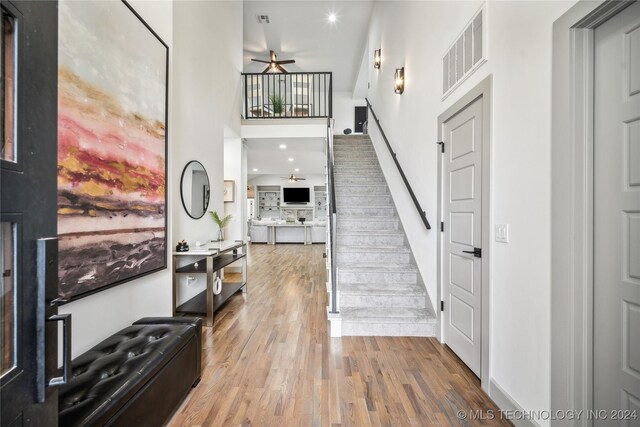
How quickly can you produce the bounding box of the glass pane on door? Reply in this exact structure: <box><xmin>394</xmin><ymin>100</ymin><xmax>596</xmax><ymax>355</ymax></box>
<box><xmin>0</xmin><ymin>222</ymin><xmax>15</xmax><ymax>377</ymax></box>
<box><xmin>1</xmin><ymin>8</ymin><xmax>16</xmax><ymax>163</ymax></box>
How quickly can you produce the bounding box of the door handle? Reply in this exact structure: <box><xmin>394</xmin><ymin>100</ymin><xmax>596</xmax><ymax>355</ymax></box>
<box><xmin>462</xmin><ymin>247</ymin><xmax>482</xmax><ymax>258</ymax></box>
<box><xmin>47</xmin><ymin>313</ymin><xmax>72</xmax><ymax>387</ymax></box>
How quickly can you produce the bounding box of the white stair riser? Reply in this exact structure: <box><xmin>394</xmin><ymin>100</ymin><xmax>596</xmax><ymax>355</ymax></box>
<box><xmin>341</xmin><ymin>321</ymin><xmax>436</xmax><ymax>337</ymax></box>
<box><xmin>340</xmin><ymin>283</ymin><xmax>421</xmax><ymax>292</ymax></box>
<box><xmin>335</xmin><ymin>159</ymin><xmax>380</xmax><ymax>166</ymax></box>
<box><xmin>334</xmin><ymin>185</ymin><xmax>388</xmax><ymax>195</ymax></box>
<box><xmin>340</xmin><ymin>293</ymin><xmax>427</xmax><ymax>308</ymax></box>
<box><xmin>334</xmin><ymin>174</ymin><xmax>386</xmax><ymax>180</ymax></box>
<box><xmin>337</xmin><ymin>219</ymin><xmax>399</xmax><ymax>231</ymax></box>
<box><xmin>337</xmin><ymin>207</ymin><xmax>396</xmax><ymax>217</ymax></box>
<box><xmin>334</xmin><ymin>153</ymin><xmax>378</xmax><ymax>160</ymax></box>
<box><xmin>338</xmin><ymin>270</ymin><xmax>418</xmax><ymax>284</ymax></box>
<box><xmin>337</xmin><ymin>251</ymin><xmax>410</xmax><ymax>264</ymax></box>
<box><xmin>335</xmin><ymin>195</ymin><xmax>392</xmax><ymax>206</ymax></box>
<box><xmin>334</xmin><ymin>169</ymin><xmax>383</xmax><ymax>177</ymax></box>
<box><xmin>337</xmin><ymin>234</ymin><xmax>405</xmax><ymax>246</ymax></box>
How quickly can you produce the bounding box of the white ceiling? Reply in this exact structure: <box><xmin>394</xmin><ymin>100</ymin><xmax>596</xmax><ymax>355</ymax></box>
<box><xmin>243</xmin><ymin>0</ymin><xmax>374</xmax><ymax>92</ymax></box>
<box><xmin>246</xmin><ymin>137</ymin><xmax>326</xmax><ymax>178</ymax></box>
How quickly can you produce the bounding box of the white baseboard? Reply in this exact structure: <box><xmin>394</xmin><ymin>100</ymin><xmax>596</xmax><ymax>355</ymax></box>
<box><xmin>489</xmin><ymin>379</ymin><xmax>540</xmax><ymax>427</ymax></box>
<box><xmin>326</xmin><ymin>307</ymin><xmax>342</xmax><ymax>337</ymax></box>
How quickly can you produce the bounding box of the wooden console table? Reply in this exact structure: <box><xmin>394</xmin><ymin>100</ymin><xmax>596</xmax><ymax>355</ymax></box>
<box><xmin>172</xmin><ymin>240</ymin><xmax>247</xmax><ymax>326</ymax></box>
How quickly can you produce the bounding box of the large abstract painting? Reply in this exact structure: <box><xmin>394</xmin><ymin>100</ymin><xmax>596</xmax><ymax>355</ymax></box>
<box><xmin>57</xmin><ymin>1</ymin><xmax>168</xmax><ymax>300</ymax></box>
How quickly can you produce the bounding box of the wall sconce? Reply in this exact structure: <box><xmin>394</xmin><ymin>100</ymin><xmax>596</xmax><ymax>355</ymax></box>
<box><xmin>394</xmin><ymin>67</ymin><xmax>405</xmax><ymax>94</ymax></box>
<box><xmin>374</xmin><ymin>49</ymin><xmax>381</xmax><ymax>69</ymax></box>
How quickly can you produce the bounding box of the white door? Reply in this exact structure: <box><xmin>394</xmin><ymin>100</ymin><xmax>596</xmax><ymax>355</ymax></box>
<box><xmin>594</xmin><ymin>1</ymin><xmax>640</xmax><ymax>419</ymax></box>
<box><xmin>442</xmin><ymin>97</ymin><xmax>483</xmax><ymax>376</ymax></box>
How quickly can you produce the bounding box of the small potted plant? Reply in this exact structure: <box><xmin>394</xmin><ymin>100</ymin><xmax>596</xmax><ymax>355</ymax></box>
<box><xmin>209</xmin><ymin>210</ymin><xmax>232</xmax><ymax>241</ymax></box>
<box><xmin>269</xmin><ymin>94</ymin><xmax>284</xmax><ymax>116</ymax></box>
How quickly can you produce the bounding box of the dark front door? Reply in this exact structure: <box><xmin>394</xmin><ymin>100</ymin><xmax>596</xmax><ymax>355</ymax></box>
<box><xmin>1</xmin><ymin>1</ymin><xmax>59</xmax><ymax>425</ymax></box>
<box><xmin>354</xmin><ymin>106</ymin><xmax>367</xmax><ymax>133</ymax></box>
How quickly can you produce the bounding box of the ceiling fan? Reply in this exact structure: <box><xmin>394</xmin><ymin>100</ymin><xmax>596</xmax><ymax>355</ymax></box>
<box><xmin>251</xmin><ymin>50</ymin><xmax>295</xmax><ymax>73</ymax></box>
<box><xmin>281</xmin><ymin>174</ymin><xmax>306</xmax><ymax>182</ymax></box>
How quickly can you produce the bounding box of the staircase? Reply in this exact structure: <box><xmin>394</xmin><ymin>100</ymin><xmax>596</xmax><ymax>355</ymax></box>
<box><xmin>332</xmin><ymin>135</ymin><xmax>436</xmax><ymax>336</ymax></box>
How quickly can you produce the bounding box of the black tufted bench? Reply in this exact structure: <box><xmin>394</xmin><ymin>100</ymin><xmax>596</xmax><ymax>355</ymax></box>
<box><xmin>58</xmin><ymin>317</ymin><xmax>201</xmax><ymax>427</ymax></box>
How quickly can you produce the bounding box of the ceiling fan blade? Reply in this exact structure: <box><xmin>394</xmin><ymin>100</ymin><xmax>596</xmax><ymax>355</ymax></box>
<box><xmin>276</xmin><ymin>60</ymin><xmax>295</xmax><ymax>64</ymax></box>
<box><xmin>270</xmin><ymin>50</ymin><xmax>277</xmax><ymax>62</ymax></box>
<box><xmin>262</xmin><ymin>64</ymin><xmax>272</xmax><ymax>74</ymax></box>
<box><xmin>251</xmin><ymin>59</ymin><xmax>270</xmax><ymax>64</ymax></box>
<box><xmin>275</xmin><ymin>63</ymin><xmax>288</xmax><ymax>73</ymax></box>
<box><xmin>296</xmin><ymin>178</ymin><xmax>306</xmax><ymax>180</ymax></box>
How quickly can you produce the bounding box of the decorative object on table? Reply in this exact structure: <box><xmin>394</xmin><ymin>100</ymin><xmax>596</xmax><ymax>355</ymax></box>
<box><xmin>299</xmin><ymin>217</ymin><xmax>306</xmax><ymax>224</ymax></box>
<box><xmin>213</xmin><ymin>277</ymin><xmax>222</xmax><ymax>295</ymax></box>
<box><xmin>223</xmin><ymin>180</ymin><xmax>235</xmax><ymax>202</ymax></box>
<box><xmin>176</xmin><ymin>241</ymin><xmax>189</xmax><ymax>252</ymax></box>
<box><xmin>57</xmin><ymin>0</ymin><xmax>168</xmax><ymax>301</ymax></box>
<box><xmin>180</xmin><ymin>161</ymin><xmax>210</xmax><ymax>219</ymax></box>
<box><xmin>209</xmin><ymin>210</ymin><xmax>232</xmax><ymax>241</ymax></box>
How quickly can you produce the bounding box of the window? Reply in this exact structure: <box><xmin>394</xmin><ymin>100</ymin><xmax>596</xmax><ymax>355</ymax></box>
<box><xmin>1</xmin><ymin>222</ymin><xmax>16</xmax><ymax>377</ymax></box>
<box><xmin>1</xmin><ymin>8</ymin><xmax>16</xmax><ymax>163</ymax></box>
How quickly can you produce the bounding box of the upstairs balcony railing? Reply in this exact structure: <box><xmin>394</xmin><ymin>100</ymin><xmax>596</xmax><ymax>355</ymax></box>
<box><xmin>242</xmin><ymin>72</ymin><xmax>332</xmax><ymax>119</ymax></box>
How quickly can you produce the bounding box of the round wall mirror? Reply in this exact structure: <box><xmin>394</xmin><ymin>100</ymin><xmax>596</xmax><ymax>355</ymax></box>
<box><xmin>180</xmin><ymin>160</ymin><xmax>210</xmax><ymax>219</ymax></box>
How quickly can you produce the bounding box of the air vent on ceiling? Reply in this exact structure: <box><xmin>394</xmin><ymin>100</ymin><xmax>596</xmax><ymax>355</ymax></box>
<box><xmin>257</xmin><ymin>15</ymin><xmax>270</xmax><ymax>24</ymax></box>
<box><xmin>442</xmin><ymin>5</ymin><xmax>486</xmax><ymax>99</ymax></box>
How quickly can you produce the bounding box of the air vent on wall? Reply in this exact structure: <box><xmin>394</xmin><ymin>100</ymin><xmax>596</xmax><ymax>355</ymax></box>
<box><xmin>442</xmin><ymin>5</ymin><xmax>485</xmax><ymax>99</ymax></box>
<box><xmin>257</xmin><ymin>15</ymin><xmax>270</xmax><ymax>24</ymax></box>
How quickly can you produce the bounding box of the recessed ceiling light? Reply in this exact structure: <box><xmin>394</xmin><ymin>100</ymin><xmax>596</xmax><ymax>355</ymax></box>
<box><xmin>252</xmin><ymin>168</ymin><xmax>258</xmax><ymax>172</ymax></box>
<box><xmin>294</xmin><ymin>168</ymin><xmax>299</xmax><ymax>172</ymax></box>
<box><xmin>328</xmin><ymin>13</ymin><xmax>337</xmax><ymax>23</ymax></box>
<box><xmin>288</xmin><ymin>158</ymin><xmax>294</xmax><ymax>162</ymax></box>
<box><xmin>279</xmin><ymin>144</ymin><xmax>287</xmax><ymax>149</ymax></box>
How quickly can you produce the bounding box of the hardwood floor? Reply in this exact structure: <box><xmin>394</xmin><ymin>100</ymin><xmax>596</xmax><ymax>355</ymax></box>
<box><xmin>169</xmin><ymin>243</ymin><xmax>510</xmax><ymax>427</ymax></box>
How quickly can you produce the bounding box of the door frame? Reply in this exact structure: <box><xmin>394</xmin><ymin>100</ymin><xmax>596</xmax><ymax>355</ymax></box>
<box><xmin>550</xmin><ymin>1</ymin><xmax>636</xmax><ymax>424</ymax></box>
<box><xmin>437</xmin><ymin>75</ymin><xmax>492</xmax><ymax>391</ymax></box>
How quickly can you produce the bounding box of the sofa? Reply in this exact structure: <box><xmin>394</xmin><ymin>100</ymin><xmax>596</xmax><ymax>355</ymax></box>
<box><xmin>58</xmin><ymin>317</ymin><xmax>201</xmax><ymax>427</ymax></box>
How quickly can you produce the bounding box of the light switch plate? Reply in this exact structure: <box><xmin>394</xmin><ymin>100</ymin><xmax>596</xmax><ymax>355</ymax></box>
<box><xmin>495</xmin><ymin>223</ymin><xmax>509</xmax><ymax>243</ymax></box>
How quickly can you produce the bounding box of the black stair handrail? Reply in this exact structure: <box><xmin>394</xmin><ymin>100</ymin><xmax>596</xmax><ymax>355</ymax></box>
<box><xmin>365</xmin><ymin>99</ymin><xmax>432</xmax><ymax>230</ymax></box>
<box><xmin>326</xmin><ymin>118</ymin><xmax>338</xmax><ymax>314</ymax></box>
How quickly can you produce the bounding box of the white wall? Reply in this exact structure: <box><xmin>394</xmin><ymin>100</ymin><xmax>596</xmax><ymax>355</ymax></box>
<box><xmin>172</xmin><ymin>0</ymin><xmax>243</xmax><ymax>306</ymax></box>
<box><xmin>60</xmin><ymin>0</ymin><xmax>243</xmax><ymax>356</ymax></box>
<box><xmin>223</xmin><ymin>136</ymin><xmax>246</xmax><ymax>241</ymax></box>
<box><xmin>366</xmin><ymin>0</ymin><xmax>575</xmax><ymax>423</ymax></box>
<box><xmin>332</xmin><ymin>91</ymin><xmax>366</xmax><ymax>135</ymax></box>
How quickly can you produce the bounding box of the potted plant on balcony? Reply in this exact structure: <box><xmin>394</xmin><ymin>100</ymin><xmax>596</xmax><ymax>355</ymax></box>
<box><xmin>209</xmin><ymin>210</ymin><xmax>232</xmax><ymax>241</ymax></box>
<box><xmin>269</xmin><ymin>94</ymin><xmax>284</xmax><ymax>116</ymax></box>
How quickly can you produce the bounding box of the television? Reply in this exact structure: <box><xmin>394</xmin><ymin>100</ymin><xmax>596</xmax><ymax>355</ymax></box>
<box><xmin>283</xmin><ymin>187</ymin><xmax>310</xmax><ymax>204</ymax></box>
